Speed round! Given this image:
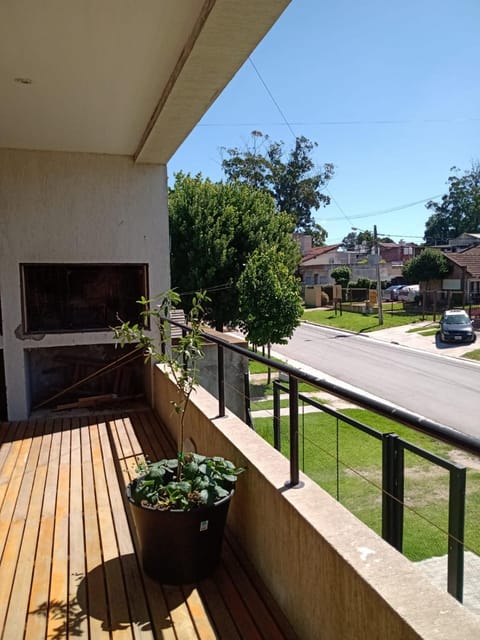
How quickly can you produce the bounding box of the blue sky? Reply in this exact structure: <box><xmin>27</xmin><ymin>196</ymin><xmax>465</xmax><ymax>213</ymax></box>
<box><xmin>168</xmin><ymin>0</ymin><xmax>480</xmax><ymax>245</ymax></box>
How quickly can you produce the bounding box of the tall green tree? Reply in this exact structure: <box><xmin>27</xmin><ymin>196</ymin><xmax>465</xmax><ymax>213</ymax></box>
<box><xmin>424</xmin><ymin>163</ymin><xmax>480</xmax><ymax>245</ymax></box>
<box><xmin>330</xmin><ymin>266</ymin><xmax>351</xmax><ymax>289</ymax></box>
<box><xmin>237</xmin><ymin>245</ymin><xmax>303</xmax><ymax>349</ymax></box>
<box><xmin>221</xmin><ymin>131</ymin><xmax>334</xmax><ymax>242</ymax></box>
<box><xmin>169</xmin><ymin>172</ymin><xmax>300</xmax><ymax>330</ymax></box>
<box><xmin>402</xmin><ymin>248</ymin><xmax>450</xmax><ymax>283</ymax></box>
<box><xmin>342</xmin><ymin>230</ymin><xmax>393</xmax><ymax>251</ymax></box>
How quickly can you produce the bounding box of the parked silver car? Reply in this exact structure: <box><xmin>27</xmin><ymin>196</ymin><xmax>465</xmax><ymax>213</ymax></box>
<box><xmin>397</xmin><ymin>284</ymin><xmax>420</xmax><ymax>302</ymax></box>
<box><xmin>382</xmin><ymin>284</ymin><xmax>404</xmax><ymax>301</ymax></box>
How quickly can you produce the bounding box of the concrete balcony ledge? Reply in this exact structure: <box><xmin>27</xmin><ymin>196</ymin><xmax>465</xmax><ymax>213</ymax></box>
<box><xmin>152</xmin><ymin>364</ymin><xmax>480</xmax><ymax>640</ymax></box>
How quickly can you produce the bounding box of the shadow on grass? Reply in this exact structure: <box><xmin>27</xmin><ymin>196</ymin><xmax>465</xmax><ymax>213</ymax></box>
<box><xmin>249</xmin><ymin>382</ymin><xmax>273</xmax><ymax>399</ymax></box>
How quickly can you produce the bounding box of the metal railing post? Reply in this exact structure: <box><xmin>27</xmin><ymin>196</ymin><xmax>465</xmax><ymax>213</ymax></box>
<box><xmin>447</xmin><ymin>467</ymin><xmax>466</xmax><ymax>602</ymax></box>
<box><xmin>382</xmin><ymin>433</ymin><xmax>404</xmax><ymax>551</ymax></box>
<box><xmin>273</xmin><ymin>380</ymin><xmax>281</xmax><ymax>451</ymax></box>
<box><xmin>289</xmin><ymin>375</ymin><xmax>299</xmax><ymax>486</ymax></box>
<box><xmin>182</xmin><ymin>328</ymin><xmax>187</xmax><ymax>370</ymax></box>
<box><xmin>244</xmin><ymin>373</ymin><xmax>254</xmax><ymax>429</ymax></box>
<box><xmin>217</xmin><ymin>344</ymin><xmax>225</xmax><ymax>417</ymax></box>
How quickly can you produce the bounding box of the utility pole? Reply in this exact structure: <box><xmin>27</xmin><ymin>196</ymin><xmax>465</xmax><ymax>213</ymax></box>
<box><xmin>374</xmin><ymin>225</ymin><xmax>384</xmax><ymax>325</ymax></box>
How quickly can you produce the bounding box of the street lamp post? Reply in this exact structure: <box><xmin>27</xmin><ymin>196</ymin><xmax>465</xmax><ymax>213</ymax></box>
<box><xmin>373</xmin><ymin>225</ymin><xmax>384</xmax><ymax>325</ymax></box>
<box><xmin>352</xmin><ymin>225</ymin><xmax>384</xmax><ymax>325</ymax></box>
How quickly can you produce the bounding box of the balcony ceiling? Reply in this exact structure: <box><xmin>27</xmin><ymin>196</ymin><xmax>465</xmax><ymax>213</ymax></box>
<box><xmin>0</xmin><ymin>0</ymin><xmax>289</xmax><ymax>164</ymax></box>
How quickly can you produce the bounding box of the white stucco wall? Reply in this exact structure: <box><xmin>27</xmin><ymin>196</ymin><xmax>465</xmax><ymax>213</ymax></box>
<box><xmin>0</xmin><ymin>149</ymin><xmax>170</xmax><ymax>419</ymax></box>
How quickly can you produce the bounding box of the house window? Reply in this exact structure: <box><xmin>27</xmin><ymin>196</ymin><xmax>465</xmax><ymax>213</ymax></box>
<box><xmin>21</xmin><ymin>264</ymin><xmax>148</xmax><ymax>333</ymax></box>
<box><xmin>314</xmin><ymin>273</ymin><xmax>319</xmax><ymax>284</ymax></box>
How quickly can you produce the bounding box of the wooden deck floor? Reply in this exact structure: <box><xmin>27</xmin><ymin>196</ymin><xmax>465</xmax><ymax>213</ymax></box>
<box><xmin>0</xmin><ymin>409</ymin><xmax>297</xmax><ymax>640</ymax></box>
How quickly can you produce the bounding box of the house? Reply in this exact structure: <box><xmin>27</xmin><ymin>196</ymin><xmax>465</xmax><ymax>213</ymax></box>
<box><xmin>378</xmin><ymin>240</ymin><xmax>420</xmax><ymax>264</ymax></box>
<box><xmin>441</xmin><ymin>232</ymin><xmax>480</xmax><ymax>253</ymax></box>
<box><xmin>1</xmin><ymin>5</ymin><xmax>479</xmax><ymax>639</ymax></box>
<box><xmin>444</xmin><ymin>245</ymin><xmax>480</xmax><ymax>302</ymax></box>
<box><xmin>299</xmin><ymin>241</ymin><xmax>419</xmax><ymax>287</ymax></box>
<box><xmin>299</xmin><ymin>244</ymin><xmax>345</xmax><ymax>284</ymax></box>
<box><xmin>0</xmin><ymin>1</ymin><xmax>290</xmax><ymax>421</ymax></box>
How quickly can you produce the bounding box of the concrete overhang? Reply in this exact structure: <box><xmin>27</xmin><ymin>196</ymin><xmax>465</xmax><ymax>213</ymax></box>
<box><xmin>0</xmin><ymin>0</ymin><xmax>290</xmax><ymax>164</ymax></box>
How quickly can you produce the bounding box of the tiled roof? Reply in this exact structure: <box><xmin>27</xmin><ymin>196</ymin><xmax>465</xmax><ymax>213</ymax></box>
<box><xmin>300</xmin><ymin>243</ymin><xmax>342</xmax><ymax>263</ymax></box>
<box><xmin>446</xmin><ymin>245</ymin><xmax>480</xmax><ymax>278</ymax></box>
<box><xmin>378</xmin><ymin>242</ymin><xmax>418</xmax><ymax>249</ymax></box>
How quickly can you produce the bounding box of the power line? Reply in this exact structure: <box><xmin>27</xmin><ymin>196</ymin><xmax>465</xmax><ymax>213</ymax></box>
<box><xmin>320</xmin><ymin>194</ymin><xmax>443</xmax><ymax>222</ymax></box>
<box><xmin>248</xmin><ymin>56</ymin><xmax>354</xmax><ymax>228</ymax></box>
<box><xmin>246</xmin><ymin>58</ymin><xmax>444</xmax><ymax>234</ymax></box>
<box><xmin>325</xmin><ymin>188</ymin><xmax>355</xmax><ymax>227</ymax></box>
<box><xmin>248</xmin><ymin>58</ymin><xmax>297</xmax><ymax>140</ymax></box>
<box><xmin>198</xmin><ymin>117</ymin><xmax>480</xmax><ymax>128</ymax></box>
<box><xmin>179</xmin><ymin>283</ymin><xmax>232</xmax><ymax>297</ymax></box>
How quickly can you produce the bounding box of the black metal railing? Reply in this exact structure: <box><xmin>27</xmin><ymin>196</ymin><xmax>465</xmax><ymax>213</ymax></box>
<box><xmin>161</xmin><ymin>316</ymin><xmax>480</xmax><ymax>603</ymax></box>
<box><xmin>270</xmin><ymin>379</ymin><xmax>467</xmax><ymax>602</ymax></box>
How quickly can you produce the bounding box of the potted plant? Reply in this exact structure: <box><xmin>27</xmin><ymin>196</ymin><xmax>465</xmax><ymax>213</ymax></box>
<box><xmin>113</xmin><ymin>290</ymin><xmax>245</xmax><ymax>584</ymax></box>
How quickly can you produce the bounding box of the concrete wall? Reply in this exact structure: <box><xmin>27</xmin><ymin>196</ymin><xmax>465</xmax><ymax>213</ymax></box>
<box><xmin>199</xmin><ymin>330</ymin><xmax>249</xmax><ymax>422</ymax></box>
<box><xmin>304</xmin><ymin>285</ymin><xmax>325</xmax><ymax>307</ymax></box>
<box><xmin>0</xmin><ymin>149</ymin><xmax>169</xmax><ymax>419</ymax></box>
<box><xmin>152</xmin><ymin>366</ymin><xmax>480</xmax><ymax>640</ymax></box>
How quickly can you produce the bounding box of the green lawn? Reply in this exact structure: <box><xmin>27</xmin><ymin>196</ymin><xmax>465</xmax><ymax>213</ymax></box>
<box><xmin>248</xmin><ymin>309</ymin><xmax>480</xmax><ymax>562</ymax></box>
<box><xmin>253</xmin><ymin>408</ymin><xmax>480</xmax><ymax>562</ymax></box>
<box><xmin>462</xmin><ymin>349</ymin><xmax>480</xmax><ymax>361</ymax></box>
<box><xmin>250</xmin><ymin>395</ymin><xmax>325</xmax><ymax>412</ymax></box>
<box><xmin>406</xmin><ymin>323</ymin><xmax>439</xmax><ymax>335</ymax></box>
<box><xmin>250</xmin><ymin>398</ymin><xmax>290</xmax><ymax>411</ymax></box>
<box><xmin>249</xmin><ymin>380</ymin><xmax>320</xmax><ymax>400</ymax></box>
<box><xmin>302</xmin><ymin>308</ymin><xmax>435</xmax><ymax>333</ymax></box>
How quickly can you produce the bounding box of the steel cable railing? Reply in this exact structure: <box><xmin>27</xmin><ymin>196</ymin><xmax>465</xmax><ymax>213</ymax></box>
<box><xmin>160</xmin><ymin>316</ymin><xmax>480</xmax><ymax>603</ymax></box>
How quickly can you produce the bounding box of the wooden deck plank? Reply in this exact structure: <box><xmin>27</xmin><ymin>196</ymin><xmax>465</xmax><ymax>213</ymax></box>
<box><xmin>109</xmin><ymin>418</ymin><xmax>197</xmax><ymax>639</ymax></box>
<box><xmin>113</xmin><ymin>413</ymin><xmax>226</xmax><ymax>639</ymax></box>
<box><xmin>97</xmin><ymin>417</ymin><xmax>155</xmax><ymax>639</ymax></box>
<box><xmin>0</xmin><ymin>422</ymin><xmax>28</xmax><ymax>480</ymax></box>
<box><xmin>196</xmin><ymin>577</ymin><xmax>242</xmax><ymax>640</ymax></box>
<box><xmin>24</xmin><ymin>420</ymin><xmax>62</xmax><ymax>640</ymax></box>
<box><xmin>0</xmin><ymin>410</ymin><xmax>296</xmax><ymax>640</ymax></box>
<box><xmin>182</xmin><ymin>586</ymin><xmax>219</xmax><ymax>640</ymax></box>
<box><xmin>89</xmin><ymin>419</ymin><xmax>135</xmax><ymax>640</ymax></box>
<box><xmin>0</xmin><ymin>422</ymin><xmax>34</xmax><ymax>547</ymax></box>
<box><xmin>1</xmin><ymin>419</ymin><xmax>48</xmax><ymax>640</ymax></box>
<box><xmin>0</xmin><ymin>420</ymin><xmax>40</xmax><ymax>638</ymax></box>
<box><xmin>221</xmin><ymin>534</ymin><xmax>298</xmax><ymax>640</ymax></box>
<box><xmin>83</xmin><ymin>419</ymin><xmax>112</xmax><ymax>639</ymax></box>
<box><xmin>209</xmin><ymin>565</ymin><xmax>264</xmax><ymax>640</ymax></box>
<box><xmin>68</xmin><ymin>417</ymin><xmax>89</xmax><ymax>639</ymax></box>
<box><xmin>47</xmin><ymin>421</ymin><xmax>71</xmax><ymax>639</ymax></box>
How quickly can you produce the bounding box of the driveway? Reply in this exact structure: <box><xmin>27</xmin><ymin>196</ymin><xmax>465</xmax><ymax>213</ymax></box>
<box><xmin>366</xmin><ymin>321</ymin><xmax>479</xmax><ymax>359</ymax></box>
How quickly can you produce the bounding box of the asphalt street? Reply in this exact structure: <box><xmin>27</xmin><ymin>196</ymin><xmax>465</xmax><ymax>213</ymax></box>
<box><xmin>270</xmin><ymin>321</ymin><xmax>480</xmax><ymax>439</ymax></box>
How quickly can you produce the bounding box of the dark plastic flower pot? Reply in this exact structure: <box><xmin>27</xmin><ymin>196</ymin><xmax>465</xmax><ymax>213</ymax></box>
<box><xmin>127</xmin><ymin>487</ymin><xmax>233</xmax><ymax>584</ymax></box>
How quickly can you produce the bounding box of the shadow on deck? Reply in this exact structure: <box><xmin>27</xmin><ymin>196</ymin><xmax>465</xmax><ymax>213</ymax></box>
<box><xmin>0</xmin><ymin>408</ymin><xmax>297</xmax><ymax>640</ymax></box>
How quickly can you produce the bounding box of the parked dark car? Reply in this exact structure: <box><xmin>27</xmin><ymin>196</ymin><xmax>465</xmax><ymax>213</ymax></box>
<box><xmin>439</xmin><ymin>309</ymin><xmax>476</xmax><ymax>344</ymax></box>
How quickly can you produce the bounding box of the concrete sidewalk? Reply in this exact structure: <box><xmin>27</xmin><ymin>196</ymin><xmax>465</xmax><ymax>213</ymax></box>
<box><xmin>365</xmin><ymin>321</ymin><xmax>479</xmax><ymax>360</ymax></box>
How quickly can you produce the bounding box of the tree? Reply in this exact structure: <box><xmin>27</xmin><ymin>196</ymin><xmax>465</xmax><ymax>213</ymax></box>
<box><xmin>402</xmin><ymin>248</ymin><xmax>450</xmax><ymax>283</ymax></box>
<box><xmin>237</xmin><ymin>246</ymin><xmax>303</xmax><ymax>348</ymax></box>
<box><xmin>342</xmin><ymin>230</ymin><xmax>393</xmax><ymax>251</ymax></box>
<box><xmin>221</xmin><ymin>131</ymin><xmax>334</xmax><ymax>240</ymax></box>
<box><xmin>169</xmin><ymin>172</ymin><xmax>300</xmax><ymax>330</ymax></box>
<box><xmin>424</xmin><ymin>163</ymin><xmax>480</xmax><ymax>245</ymax></box>
<box><xmin>342</xmin><ymin>231</ymin><xmax>358</xmax><ymax>250</ymax></box>
<box><xmin>330</xmin><ymin>266</ymin><xmax>351</xmax><ymax>289</ymax></box>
